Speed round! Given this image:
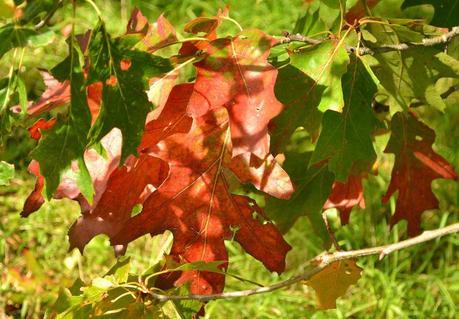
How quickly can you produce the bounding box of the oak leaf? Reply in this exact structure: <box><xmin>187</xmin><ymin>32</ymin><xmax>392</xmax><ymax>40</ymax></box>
<box><xmin>382</xmin><ymin>112</ymin><xmax>457</xmax><ymax>236</ymax></box>
<box><xmin>110</xmin><ymin>92</ymin><xmax>293</xmax><ymax>294</ymax></box>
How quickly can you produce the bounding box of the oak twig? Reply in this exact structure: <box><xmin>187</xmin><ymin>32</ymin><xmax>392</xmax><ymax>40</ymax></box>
<box><xmin>148</xmin><ymin>222</ymin><xmax>459</xmax><ymax>302</ymax></box>
<box><xmin>354</xmin><ymin>26</ymin><xmax>459</xmax><ymax>55</ymax></box>
<box><xmin>279</xmin><ymin>26</ymin><xmax>459</xmax><ymax>56</ymax></box>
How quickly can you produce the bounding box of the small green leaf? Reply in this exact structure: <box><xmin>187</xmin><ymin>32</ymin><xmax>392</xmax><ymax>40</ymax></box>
<box><xmin>310</xmin><ymin>56</ymin><xmax>378</xmax><ymax>181</ymax></box>
<box><xmin>402</xmin><ymin>0</ymin><xmax>459</xmax><ymax>28</ymax></box>
<box><xmin>105</xmin><ymin>256</ymin><xmax>131</xmax><ymax>283</ymax></box>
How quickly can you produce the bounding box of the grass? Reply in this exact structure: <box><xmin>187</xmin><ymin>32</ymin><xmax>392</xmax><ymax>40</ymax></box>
<box><xmin>1</xmin><ymin>172</ymin><xmax>458</xmax><ymax>318</ymax></box>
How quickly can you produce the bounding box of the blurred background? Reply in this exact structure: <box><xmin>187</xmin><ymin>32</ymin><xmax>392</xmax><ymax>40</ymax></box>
<box><xmin>0</xmin><ymin>0</ymin><xmax>458</xmax><ymax>318</ymax></box>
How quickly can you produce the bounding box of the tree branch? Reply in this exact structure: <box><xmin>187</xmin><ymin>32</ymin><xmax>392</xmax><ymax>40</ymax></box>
<box><xmin>278</xmin><ymin>26</ymin><xmax>459</xmax><ymax>56</ymax></box>
<box><xmin>148</xmin><ymin>222</ymin><xmax>459</xmax><ymax>302</ymax></box>
<box><xmin>354</xmin><ymin>26</ymin><xmax>459</xmax><ymax>55</ymax></box>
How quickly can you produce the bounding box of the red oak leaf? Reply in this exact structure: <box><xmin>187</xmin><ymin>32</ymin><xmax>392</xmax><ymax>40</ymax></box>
<box><xmin>323</xmin><ymin>175</ymin><xmax>366</xmax><ymax>225</ymax></box>
<box><xmin>189</xmin><ymin>29</ymin><xmax>283</xmax><ymax>159</ymax></box>
<box><xmin>111</xmin><ymin>103</ymin><xmax>293</xmax><ymax>294</ymax></box>
<box><xmin>127</xmin><ymin>9</ymin><xmax>177</xmax><ymax>52</ymax></box>
<box><xmin>382</xmin><ymin>112</ymin><xmax>457</xmax><ymax>236</ymax></box>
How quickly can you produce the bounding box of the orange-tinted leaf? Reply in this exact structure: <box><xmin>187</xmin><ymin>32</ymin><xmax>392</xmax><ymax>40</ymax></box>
<box><xmin>111</xmin><ymin>102</ymin><xmax>292</xmax><ymax>294</ymax></box>
<box><xmin>382</xmin><ymin>112</ymin><xmax>457</xmax><ymax>236</ymax></box>
<box><xmin>305</xmin><ymin>259</ymin><xmax>362</xmax><ymax>309</ymax></box>
<box><xmin>183</xmin><ymin>7</ymin><xmax>228</xmax><ymax>37</ymax></box>
<box><xmin>21</xmin><ymin>161</ymin><xmax>45</xmax><ymax>217</ymax></box>
<box><xmin>140</xmin><ymin>84</ymin><xmax>193</xmax><ymax>150</ymax></box>
<box><xmin>324</xmin><ymin>175</ymin><xmax>366</xmax><ymax>225</ymax></box>
<box><xmin>189</xmin><ymin>29</ymin><xmax>283</xmax><ymax>159</ymax></box>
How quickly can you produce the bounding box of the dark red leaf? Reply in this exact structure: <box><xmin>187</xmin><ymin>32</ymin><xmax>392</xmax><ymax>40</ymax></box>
<box><xmin>382</xmin><ymin>112</ymin><xmax>457</xmax><ymax>236</ymax></box>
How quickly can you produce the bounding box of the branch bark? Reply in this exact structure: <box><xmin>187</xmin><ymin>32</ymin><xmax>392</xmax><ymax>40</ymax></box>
<box><xmin>148</xmin><ymin>222</ymin><xmax>459</xmax><ymax>302</ymax></box>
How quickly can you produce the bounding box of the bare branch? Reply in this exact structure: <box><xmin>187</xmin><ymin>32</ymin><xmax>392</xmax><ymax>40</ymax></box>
<box><xmin>278</xmin><ymin>26</ymin><xmax>459</xmax><ymax>56</ymax></box>
<box><xmin>149</xmin><ymin>222</ymin><xmax>459</xmax><ymax>302</ymax></box>
<box><xmin>354</xmin><ymin>26</ymin><xmax>459</xmax><ymax>55</ymax></box>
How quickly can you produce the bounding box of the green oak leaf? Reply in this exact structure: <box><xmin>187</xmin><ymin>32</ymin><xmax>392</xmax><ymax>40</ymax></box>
<box><xmin>266</xmin><ymin>152</ymin><xmax>333</xmax><ymax>248</ymax></box>
<box><xmin>86</xmin><ymin>22</ymin><xmax>171</xmax><ymax>162</ymax></box>
<box><xmin>271</xmin><ymin>64</ymin><xmax>325</xmax><ymax>153</ymax></box>
<box><xmin>31</xmin><ymin>37</ymin><xmax>93</xmax><ymax>200</ymax></box>
<box><xmin>289</xmin><ymin>40</ymin><xmax>349</xmax><ymax>112</ymax></box>
<box><xmin>0</xmin><ymin>23</ymin><xmax>54</xmax><ymax>59</ymax></box>
<box><xmin>402</xmin><ymin>0</ymin><xmax>459</xmax><ymax>28</ymax></box>
<box><xmin>310</xmin><ymin>56</ymin><xmax>378</xmax><ymax>181</ymax></box>
<box><xmin>0</xmin><ymin>161</ymin><xmax>14</xmax><ymax>186</ymax></box>
<box><xmin>367</xmin><ymin>24</ymin><xmax>459</xmax><ymax>112</ymax></box>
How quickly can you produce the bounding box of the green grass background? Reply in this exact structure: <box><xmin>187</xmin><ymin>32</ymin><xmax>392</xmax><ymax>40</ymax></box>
<box><xmin>0</xmin><ymin>0</ymin><xmax>458</xmax><ymax>318</ymax></box>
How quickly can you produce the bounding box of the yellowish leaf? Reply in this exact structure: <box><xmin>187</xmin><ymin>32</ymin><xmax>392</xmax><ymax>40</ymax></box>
<box><xmin>305</xmin><ymin>259</ymin><xmax>362</xmax><ymax>309</ymax></box>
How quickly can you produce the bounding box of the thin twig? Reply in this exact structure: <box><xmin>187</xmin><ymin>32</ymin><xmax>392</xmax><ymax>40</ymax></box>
<box><xmin>349</xmin><ymin>26</ymin><xmax>459</xmax><ymax>55</ymax></box>
<box><xmin>278</xmin><ymin>32</ymin><xmax>324</xmax><ymax>45</ymax></box>
<box><xmin>279</xmin><ymin>26</ymin><xmax>459</xmax><ymax>56</ymax></box>
<box><xmin>148</xmin><ymin>222</ymin><xmax>459</xmax><ymax>302</ymax></box>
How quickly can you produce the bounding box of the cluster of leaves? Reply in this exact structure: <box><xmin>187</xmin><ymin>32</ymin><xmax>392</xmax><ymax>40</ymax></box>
<box><xmin>1</xmin><ymin>0</ymin><xmax>458</xmax><ymax>317</ymax></box>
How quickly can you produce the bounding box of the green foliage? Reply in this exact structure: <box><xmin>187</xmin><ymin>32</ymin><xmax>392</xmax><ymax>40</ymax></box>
<box><xmin>310</xmin><ymin>56</ymin><xmax>379</xmax><ymax>181</ymax></box>
<box><xmin>0</xmin><ymin>160</ymin><xmax>14</xmax><ymax>185</ymax></box>
<box><xmin>31</xmin><ymin>39</ymin><xmax>93</xmax><ymax>199</ymax></box>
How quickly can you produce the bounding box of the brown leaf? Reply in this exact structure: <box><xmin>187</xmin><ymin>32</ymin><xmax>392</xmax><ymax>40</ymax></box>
<box><xmin>305</xmin><ymin>259</ymin><xmax>362</xmax><ymax>309</ymax></box>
